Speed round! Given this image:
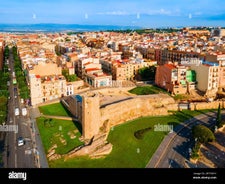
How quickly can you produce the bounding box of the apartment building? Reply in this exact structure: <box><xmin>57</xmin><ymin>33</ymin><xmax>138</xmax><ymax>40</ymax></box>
<box><xmin>85</xmin><ymin>70</ymin><xmax>112</xmax><ymax>88</ymax></box>
<box><xmin>112</xmin><ymin>59</ymin><xmax>155</xmax><ymax>81</ymax></box>
<box><xmin>29</xmin><ymin>74</ymin><xmax>43</xmax><ymax>105</ymax></box>
<box><xmin>190</xmin><ymin>61</ymin><xmax>219</xmax><ymax>97</ymax></box>
<box><xmin>135</xmin><ymin>46</ymin><xmax>156</xmax><ymax>60</ymax></box>
<box><xmin>204</xmin><ymin>53</ymin><xmax>225</xmax><ymax>90</ymax></box>
<box><xmin>155</xmin><ymin>63</ymin><xmax>196</xmax><ymax>94</ymax></box>
<box><xmin>28</xmin><ymin>62</ymin><xmax>62</xmax><ymax>76</ymax></box>
<box><xmin>29</xmin><ymin>74</ymin><xmax>67</xmax><ymax>105</ymax></box>
<box><xmin>159</xmin><ymin>49</ymin><xmax>201</xmax><ymax>65</ymax></box>
<box><xmin>76</xmin><ymin>57</ymin><xmax>101</xmax><ymax>78</ymax></box>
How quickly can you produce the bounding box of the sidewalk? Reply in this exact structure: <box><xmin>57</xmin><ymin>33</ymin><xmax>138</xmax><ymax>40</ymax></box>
<box><xmin>29</xmin><ymin>106</ymin><xmax>49</xmax><ymax>168</ymax></box>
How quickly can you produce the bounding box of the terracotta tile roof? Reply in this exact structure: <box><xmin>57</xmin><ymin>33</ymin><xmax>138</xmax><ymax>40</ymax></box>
<box><xmin>165</xmin><ymin>64</ymin><xmax>176</xmax><ymax>70</ymax></box>
<box><xmin>85</xmin><ymin>68</ymin><xmax>100</xmax><ymax>72</ymax></box>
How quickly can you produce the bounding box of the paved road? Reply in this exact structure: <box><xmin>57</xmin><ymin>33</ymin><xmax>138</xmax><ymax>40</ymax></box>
<box><xmin>3</xmin><ymin>47</ymin><xmax>36</xmax><ymax>168</ymax></box>
<box><xmin>146</xmin><ymin>111</ymin><xmax>223</xmax><ymax>168</ymax></box>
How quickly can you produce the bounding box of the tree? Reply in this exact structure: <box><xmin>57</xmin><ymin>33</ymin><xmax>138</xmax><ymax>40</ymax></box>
<box><xmin>0</xmin><ymin>96</ymin><xmax>7</xmax><ymax>111</ymax></box>
<box><xmin>4</xmin><ymin>45</ymin><xmax>9</xmax><ymax>59</ymax></box>
<box><xmin>62</xmin><ymin>69</ymin><xmax>69</xmax><ymax>77</ymax></box>
<box><xmin>138</xmin><ymin>66</ymin><xmax>156</xmax><ymax>81</ymax></box>
<box><xmin>67</xmin><ymin>74</ymin><xmax>77</xmax><ymax>82</ymax></box>
<box><xmin>16</xmin><ymin>71</ymin><xmax>24</xmax><ymax>78</ymax></box>
<box><xmin>192</xmin><ymin>125</ymin><xmax>215</xmax><ymax>144</ymax></box>
<box><xmin>62</xmin><ymin>69</ymin><xmax>78</xmax><ymax>82</ymax></box>
<box><xmin>190</xmin><ymin>141</ymin><xmax>201</xmax><ymax>159</ymax></box>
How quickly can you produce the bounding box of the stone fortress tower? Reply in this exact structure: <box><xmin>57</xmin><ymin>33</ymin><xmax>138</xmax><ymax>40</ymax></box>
<box><xmin>61</xmin><ymin>90</ymin><xmax>178</xmax><ymax>159</ymax></box>
<box><xmin>82</xmin><ymin>92</ymin><xmax>101</xmax><ymax>140</ymax></box>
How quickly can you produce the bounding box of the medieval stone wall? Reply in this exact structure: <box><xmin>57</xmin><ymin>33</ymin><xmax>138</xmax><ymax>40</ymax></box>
<box><xmin>100</xmin><ymin>94</ymin><xmax>176</xmax><ymax>131</ymax></box>
<box><xmin>190</xmin><ymin>101</ymin><xmax>225</xmax><ymax>110</ymax></box>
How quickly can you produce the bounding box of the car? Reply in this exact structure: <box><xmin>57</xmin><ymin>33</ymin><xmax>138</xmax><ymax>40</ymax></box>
<box><xmin>17</xmin><ymin>137</ymin><xmax>25</xmax><ymax>146</ymax></box>
<box><xmin>22</xmin><ymin>108</ymin><xmax>27</xmax><ymax>116</ymax></box>
<box><xmin>14</xmin><ymin>108</ymin><xmax>19</xmax><ymax>116</ymax></box>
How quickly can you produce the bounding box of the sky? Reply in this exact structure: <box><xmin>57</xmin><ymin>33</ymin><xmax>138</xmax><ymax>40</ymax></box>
<box><xmin>1</xmin><ymin>0</ymin><xmax>225</xmax><ymax>28</ymax></box>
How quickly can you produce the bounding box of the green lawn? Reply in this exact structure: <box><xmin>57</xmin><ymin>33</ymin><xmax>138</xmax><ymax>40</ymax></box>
<box><xmin>173</xmin><ymin>94</ymin><xmax>189</xmax><ymax>101</ymax></box>
<box><xmin>48</xmin><ymin>109</ymin><xmax>216</xmax><ymax>168</ymax></box>
<box><xmin>37</xmin><ymin>117</ymin><xmax>83</xmax><ymax>155</ymax></box>
<box><xmin>128</xmin><ymin>85</ymin><xmax>168</xmax><ymax>95</ymax></box>
<box><xmin>38</xmin><ymin>102</ymin><xmax>72</xmax><ymax>117</ymax></box>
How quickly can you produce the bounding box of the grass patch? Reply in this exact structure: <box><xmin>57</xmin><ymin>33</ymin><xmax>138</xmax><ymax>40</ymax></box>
<box><xmin>173</xmin><ymin>94</ymin><xmax>189</xmax><ymax>101</ymax></box>
<box><xmin>46</xmin><ymin>109</ymin><xmax>216</xmax><ymax>168</ymax></box>
<box><xmin>49</xmin><ymin>116</ymin><xmax>171</xmax><ymax>168</ymax></box>
<box><xmin>128</xmin><ymin>85</ymin><xmax>168</xmax><ymax>95</ymax></box>
<box><xmin>39</xmin><ymin>102</ymin><xmax>72</xmax><ymax>117</ymax></box>
<box><xmin>37</xmin><ymin>117</ymin><xmax>83</xmax><ymax>155</ymax></box>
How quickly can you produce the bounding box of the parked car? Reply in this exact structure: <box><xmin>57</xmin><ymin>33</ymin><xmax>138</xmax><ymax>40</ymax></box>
<box><xmin>22</xmin><ymin>108</ymin><xmax>27</xmax><ymax>116</ymax></box>
<box><xmin>14</xmin><ymin>108</ymin><xmax>19</xmax><ymax>116</ymax></box>
<box><xmin>17</xmin><ymin>137</ymin><xmax>25</xmax><ymax>146</ymax></box>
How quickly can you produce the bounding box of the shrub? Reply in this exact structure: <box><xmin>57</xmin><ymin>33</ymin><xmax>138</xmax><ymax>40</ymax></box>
<box><xmin>134</xmin><ymin>127</ymin><xmax>152</xmax><ymax>139</ymax></box>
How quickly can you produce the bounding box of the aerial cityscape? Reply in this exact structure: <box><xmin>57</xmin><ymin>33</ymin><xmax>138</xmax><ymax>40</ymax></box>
<box><xmin>0</xmin><ymin>2</ymin><xmax>225</xmax><ymax>181</ymax></box>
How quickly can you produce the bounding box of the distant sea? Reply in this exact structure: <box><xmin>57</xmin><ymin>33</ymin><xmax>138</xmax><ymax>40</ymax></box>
<box><xmin>0</xmin><ymin>23</ymin><xmax>142</xmax><ymax>33</ymax></box>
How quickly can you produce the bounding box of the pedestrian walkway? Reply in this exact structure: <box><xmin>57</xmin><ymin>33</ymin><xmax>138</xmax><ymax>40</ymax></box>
<box><xmin>29</xmin><ymin>106</ymin><xmax>49</xmax><ymax>168</ymax></box>
<box><xmin>40</xmin><ymin>115</ymin><xmax>77</xmax><ymax>121</ymax></box>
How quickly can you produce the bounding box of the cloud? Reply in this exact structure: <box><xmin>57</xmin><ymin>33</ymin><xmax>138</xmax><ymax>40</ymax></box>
<box><xmin>159</xmin><ymin>8</ymin><xmax>171</xmax><ymax>15</ymax></box>
<box><xmin>97</xmin><ymin>8</ymin><xmax>183</xmax><ymax>18</ymax></box>
<box><xmin>85</xmin><ymin>13</ymin><xmax>88</xmax><ymax>19</ymax></box>
<box><xmin>32</xmin><ymin>13</ymin><xmax>36</xmax><ymax>19</ymax></box>
<box><xmin>189</xmin><ymin>13</ymin><xmax>192</xmax><ymax>19</ymax></box>
<box><xmin>146</xmin><ymin>8</ymin><xmax>172</xmax><ymax>15</ymax></box>
<box><xmin>97</xmin><ymin>11</ymin><xmax>129</xmax><ymax>15</ymax></box>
